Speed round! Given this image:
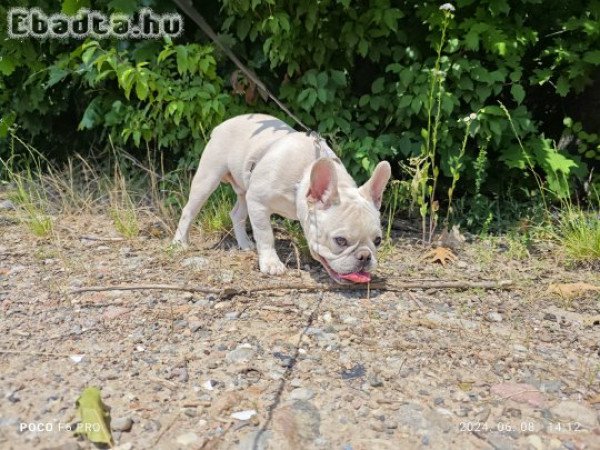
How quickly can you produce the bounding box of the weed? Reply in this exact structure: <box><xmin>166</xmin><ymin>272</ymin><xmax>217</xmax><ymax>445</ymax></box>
<box><xmin>555</xmin><ymin>206</ymin><xmax>600</xmax><ymax>267</ymax></box>
<box><xmin>198</xmin><ymin>185</ymin><xmax>234</xmax><ymax>236</ymax></box>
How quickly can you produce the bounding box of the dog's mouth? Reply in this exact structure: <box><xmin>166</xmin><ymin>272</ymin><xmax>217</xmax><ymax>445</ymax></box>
<box><xmin>317</xmin><ymin>255</ymin><xmax>371</xmax><ymax>284</ymax></box>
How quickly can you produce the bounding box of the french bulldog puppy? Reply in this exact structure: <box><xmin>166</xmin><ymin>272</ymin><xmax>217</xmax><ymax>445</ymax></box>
<box><xmin>173</xmin><ymin>114</ymin><xmax>391</xmax><ymax>283</ymax></box>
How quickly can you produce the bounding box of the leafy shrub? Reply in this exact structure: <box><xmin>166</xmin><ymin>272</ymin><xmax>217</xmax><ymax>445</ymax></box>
<box><xmin>1</xmin><ymin>0</ymin><xmax>600</xmax><ymax>228</ymax></box>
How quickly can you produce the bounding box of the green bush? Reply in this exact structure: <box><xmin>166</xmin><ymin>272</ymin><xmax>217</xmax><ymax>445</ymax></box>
<box><xmin>1</xmin><ymin>0</ymin><xmax>599</xmax><ymax>226</ymax></box>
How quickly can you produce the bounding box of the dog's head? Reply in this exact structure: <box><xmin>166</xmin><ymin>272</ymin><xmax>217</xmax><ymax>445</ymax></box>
<box><xmin>302</xmin><ymin>158</ymin><xmax>391</xmax><ymax>284</ymax></box>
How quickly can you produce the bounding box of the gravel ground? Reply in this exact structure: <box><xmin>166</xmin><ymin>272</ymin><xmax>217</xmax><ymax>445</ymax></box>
<box><xmin>1</xmin><ymin>204</ymin><xmax>599</xmax><ymax>450</ymax></box>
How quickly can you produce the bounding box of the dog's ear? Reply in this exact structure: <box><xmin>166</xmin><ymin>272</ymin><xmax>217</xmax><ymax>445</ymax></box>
<box><xmin>360</xmin><ymin>161</ymin><xmax>391</xmax><ymax>210</ymax></box>
<box><xmin>307</xmin><ymin>158</ymin><xmax>339</xmax><ymax>209</ymax></box>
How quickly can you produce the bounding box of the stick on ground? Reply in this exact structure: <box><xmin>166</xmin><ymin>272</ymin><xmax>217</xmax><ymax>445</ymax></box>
<box><xmin>71</xmin><ymin>279</ymin><xmax>515</xmax><ymax>299</ymax></box>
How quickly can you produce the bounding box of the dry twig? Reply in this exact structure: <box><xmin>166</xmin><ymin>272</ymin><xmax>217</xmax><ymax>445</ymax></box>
<box><xmin>71</xmin><ymin>279</ymin><xmax>515</xmax><ymax>299</ymax></box>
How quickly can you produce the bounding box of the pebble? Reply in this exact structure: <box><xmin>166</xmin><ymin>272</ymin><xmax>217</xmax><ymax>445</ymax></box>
<box><xmin>111</xmin><ymin>417</ymin><xmax>133</xmax><ymax>432</ymax></box>
<box><xmin>226</xmin><ymin>346</ymin><xmax>256</xmax><ymax>364</ymax></box>
<box><xmin>486</xmin><ymin>311</ymin><xmax>503</xmax><ymax>322</ymax></box>
<box><xmin>189</xmin><ymin>320</ymin><xmax>202</xmax><ymax>332</ymax></box>
<box><xmin>369</xmin><ymin>420</ymin><xmax>384</xmax><ymax>432</ymax></box>
<box><xmin>176</xmin><ymin>431</ymin><xmax>201</xmax><ymax>446</ymax></box>
<box><xmin>225</xmin><ymin>311</ymin><xmax>240</xmax><ymax>320</ymax></box>
<box><xmin>181</xmin><ymin>257</ymin><xmax>208</xmax><ymax>270</ymax></box>
<box><xmin>0</xmin><ymin>200</ymin><xmax>15</xmax><ymax>210</ymax></box>
<box><xmin>173</xmin><ymin>320</ymin><xmax>188</xmax><ymax>330</ymax></box>
<box><xmin>543</xmin><ymin>313</ymin><xmax>557</xmax><ymax>321</ymax></box>
<box><xmin>231</xmin><ymin>410</ymin><xmax>257</xmax><ymax>420</ymax></box>
<box><xmin>289</xmin><ymin>388</ymin><xmax>315</xmax><ymax>401</ymax></box>
<box><xmin>368</xmin><ymin>374</ymin><xmax>383</xmax><ymax>387</ymax></box>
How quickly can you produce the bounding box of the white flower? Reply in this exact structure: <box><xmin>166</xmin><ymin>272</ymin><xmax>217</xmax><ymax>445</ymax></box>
<box><xmin>439</xmin><ymin>3</ymin><xmax>456</xmax><ymax>12</ymax></box>
<box><xmin>469</xmin><ymin>112</ymin><xmax>477</xmax><ymax>121</ymax></box>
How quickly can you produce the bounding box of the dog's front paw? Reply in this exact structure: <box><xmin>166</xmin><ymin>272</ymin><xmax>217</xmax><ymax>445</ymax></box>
<box><xmin>259</xmin><ymin>256</ymin><xmax>286</xmax><ymax>275</ymax></box>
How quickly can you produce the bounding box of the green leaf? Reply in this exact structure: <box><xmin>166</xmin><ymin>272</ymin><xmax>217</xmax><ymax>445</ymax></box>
<box><xmin>135</xmin><ymin>78</ymin><xmax>148</xmax><ymax>101</ymax></box>
<box><xmin>176</xmin><ymin>46</ymin><xmax>188</xmax><ymax>75</ymax></box>
<box><xmin>330</xmin><ymin>70</ymin><xmax>346</xmax><ymax>86</ymax></box>
<box><xmin>62</xmin><ymin>0</ymin><xmax>90</xmax><ymax>15</ymax></box>
<box><xmin>237</xmin><ymin>18</ymin><xmax>251</xmax><ymax>40</ymax></box>
<box><xmin>46</xmin><ymin>67</ymin><xmax>69</xmax><ymax>88</ymax></box>
<box><xmin>0</xmin><ymin>55</ymin><xmax>16</xmax><ymax>76</ymax></box>
<box><xmin>75</xmin><ymin>387</ymin><xmax>112</xmax><ymax>445</ymax></box>
<box><xmin>358</xmin><ymin>39</ymin><xmax>368</xmax><ymax>57</ymax></box>
<box><xmin>398</xmin><ymin>94</ymin><xmax>412</xmax><ymax>108</ymax></box>
<box><xmin>0</xmin><ymin>112</ymin><xmax>16</xmax><ymax>138</ymax></box>
<box><xmin>372</xmin><ymin>77</ymin><xmax>385</xmax><ymax>94</ymax></box>
<box><xmin>108</xmin><ymin>0</ymin><xmax>138</xmax><ymax>14</ymax></box>
<box><xmin>583</xmin><ymin>50</ymin><xmax>600</xmax><ymax>64</ymax></box>
<box><xmin>464</xmin><ymin>31</ymin><xmax>479</xmax><ymax>51</ymax></box>
<box><xmin>555</xmin><ymin>76</ymin><xmax>569</xmax><ymax>97</ymax></box>
<box><xmin>316</xmin><ymin>72</ymin><xmax>328</xmax><ymax>88</ymax></box>
<box><xmin>317</xmin><ymin>88</ymin><xmax>327</xmax><ymax>103</ymax></box>
<box><xmin>510</xmin><ymin>84</ymin><xmax>525</xmax><ymax>104</ymax></box>
<box><xmin>78</xmin><ymin>98</ymin><xmax>102</xmax><ymax>130</ymax></box>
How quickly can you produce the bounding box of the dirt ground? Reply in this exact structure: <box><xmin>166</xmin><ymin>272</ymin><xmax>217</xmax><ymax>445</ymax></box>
<box><xmin>1</xmin><ymin>200</ymin><xmax>599</xmax><ymax>450</ymax></box>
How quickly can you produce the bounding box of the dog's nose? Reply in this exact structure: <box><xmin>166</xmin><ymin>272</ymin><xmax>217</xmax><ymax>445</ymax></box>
<box><xmin>356</xmin><ymin>249</ymin><xmax>372</xmax><ymax>263</ymax></box>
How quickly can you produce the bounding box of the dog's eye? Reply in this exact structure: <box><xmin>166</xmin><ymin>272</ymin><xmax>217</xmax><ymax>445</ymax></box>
<box><xmin>334</xmin><ymin>237</ymin><xmax>348</xmax><ymax>247</ymax></box>
<box><xmin>374</xmin><ymin>236</ymin><xmax>382</xmax><ymax>246</ymax></box>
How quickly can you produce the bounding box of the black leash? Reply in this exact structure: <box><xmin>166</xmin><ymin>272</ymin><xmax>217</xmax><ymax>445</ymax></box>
<box><xmin>171</xmin><ymin>0</ymin><xmax>311</xmax><ymax>132</ymax></box>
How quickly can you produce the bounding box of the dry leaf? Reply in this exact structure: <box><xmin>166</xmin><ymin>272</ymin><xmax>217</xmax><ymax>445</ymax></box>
<box><xmin>421</xmin><ymin>247</ymin><xmax>457</xmax><ymax>267</ymax></box>
<box><xmin>547</xmin><ymin>282</ymin><xmax>600</xmax><ymax>299</ymax></box>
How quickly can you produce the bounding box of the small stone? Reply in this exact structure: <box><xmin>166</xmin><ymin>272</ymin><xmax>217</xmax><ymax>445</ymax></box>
<box><xmin>0</xmin><ymin>200</ymin><xmax>15</xmax><ymax>210</ymax></box>
<box><xmin>181</xmin><ymin>257</ymin><xmax>208</xmax><ymax>270</ymax></box>
<box><xmin>322</xmin><ymin>312</ymin><xmax>333</xmax><ymax>323</ymax></box>
<box><xmin>341</xmin><ymin>364</ymin><xmax>366</xmax><ymax>380</ymax></box>
<box><xmin>225</xmin><ymin>311</ymin><xmax>240</xmax><ymax>320</ymax></box>
<box><xmin>384</xmin><ymin>420</ymin><xmax>398</xmax><ymax>429</ymax></box>
<box><xmin>176</xmin><ymin>432</ymin><xmax>200</xmax><ymax>446</ymax></box>
<box><xmin>177</xmin><ymin>367</ymin><xmax>189</xmax><ymax>383</ymax></box>
<box><xmin>111</xmin><ymin>417</ymin><xmax>133</xmax><ymax>432</ymax></box>
<box><xmin>173</xmin><ymin>320</ymin><xmax>188</xmax><ymax>330</ymax></box>
<box><xmin>486</xmin><ymin>311</ymin><xmax>503</xmax><ymax>322</ymax></box>
<box><xmin>369</xmin><ymin>420</ymin><xmax>384</xmax><ymax>432</ymax></box>
<box><xmin>226</xmin><ymin>346</ymin><xmax>255</xmax><ymax>364</ymax></box>
<box><xmin>289</xmin><ymin>388</ymin><xmax>315</xmax><ymax>401</ymax></box>
<box><xmin>183</xmin><ymin>408</ymin><xmax>197</xmax><ymax>418</ymax></box>
<box><xmin>368</xmin><ymin>374</ymin><xmax>383</xmax><ymax>387</ymax></box>
<box><xmin>543</xmin><ymin>313</ymin><xmax>557</xmax><ymax>321</ymax></box>
<box><xmin>422</xmin><ymin>435</ymin><xmax>430</xmax><ymax>446</ymax></box>
<box><xmin>202</xmin><ymin>380</ymin><xmax>217</xmax><ymax>390</ymax></box>
<box><xmin>231</xmin><ymin>410</ymin><xmax>257</xmax><ymax>420</ymax></box>
<box><xmin>189</xmin><ymin>321</ymin><xmax>202</xmax><ymax>332</ymax></box>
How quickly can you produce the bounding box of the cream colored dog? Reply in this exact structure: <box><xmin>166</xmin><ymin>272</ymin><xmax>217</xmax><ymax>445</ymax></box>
<box><xmin>173</xmin><ymin>114</ymin><xmax>391</xmax><ymax>283</ymax></box>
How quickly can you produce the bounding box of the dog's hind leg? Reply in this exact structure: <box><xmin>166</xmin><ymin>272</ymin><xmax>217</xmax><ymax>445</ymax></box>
<box><xmin>173</xmin><ymin>163</ymin><xmax>224</xmax><ymax>247</ymax></box>
<box><xmin>230</xmin><ymin>194</ymin><xmax>254</xmax><ymax>250</ymax></box>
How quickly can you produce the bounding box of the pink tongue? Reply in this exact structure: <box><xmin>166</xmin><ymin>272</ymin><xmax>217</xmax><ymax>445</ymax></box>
<box><xmin>339</xmin><ymin>271</ymin><xmax>371</xmax><ymax>283</ymax></box>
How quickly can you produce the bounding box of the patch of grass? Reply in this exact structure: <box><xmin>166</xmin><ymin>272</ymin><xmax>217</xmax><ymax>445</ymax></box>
<box><xmin>556</xmin><ymin>208</ymin><xmax>600</xmax><ymax>267</ymax></box>
<box><xmin>109</xmin><ymin>207</ymin><xmax>139</xmax><ymax>239</ymax></box>
<box><xmin>198</xmin><ymin>185</ymin><xmax>234</xmax><ymax>236</ymax></box>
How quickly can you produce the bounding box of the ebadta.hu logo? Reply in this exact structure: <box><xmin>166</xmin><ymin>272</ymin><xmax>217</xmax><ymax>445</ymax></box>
<box><xmin>7</xmin><ymin>7</ymin><xmax>183</xmax><ymax>39</ymax></box>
